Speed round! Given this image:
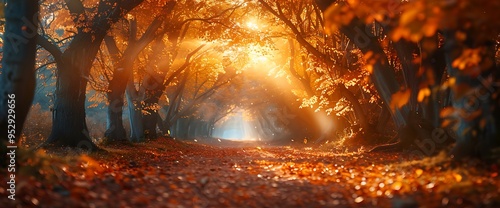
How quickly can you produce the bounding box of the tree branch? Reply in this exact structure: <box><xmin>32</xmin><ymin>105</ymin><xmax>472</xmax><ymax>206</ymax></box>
<box><xmin>163</xmin><ymin>44</ymin><xmax>206</xmax><ymax>86</ymax></box>
<box><xmin>36</xmin><ymin>34</ymin><xmax>63</xmax><ymax>64</ymax></box>
<box><xmin>258</xmin><ymin>0</ymin><xmax>336</xmax><ymax>69</ymax></box>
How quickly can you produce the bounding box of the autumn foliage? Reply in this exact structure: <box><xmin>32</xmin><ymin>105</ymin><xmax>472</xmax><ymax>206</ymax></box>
<box><xmin>1</xmin><ymin>0</ymin><xmax>500</xmax><ymax>207</ymax></box>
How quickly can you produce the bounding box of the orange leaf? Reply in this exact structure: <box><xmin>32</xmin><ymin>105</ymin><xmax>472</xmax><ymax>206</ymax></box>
<box><xmin>440</xmin><ymin>107</ymin><xmax>455</xmax><ymax>118</ymax></box>
<box><xmin>390</xmin><ymin>89</ymin><xmax>411</xmax><ymax>111</ymax></box>
<box><xmin>417</xmin><ymin>88</ymin><xmax>431</xmax><ymax>102</ymax></box>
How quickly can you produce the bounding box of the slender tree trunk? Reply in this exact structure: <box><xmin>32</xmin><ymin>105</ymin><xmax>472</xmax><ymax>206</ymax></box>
<box><xmin>0</xmin><ymin>0</ymin><xmax>38</xmax><ymax>164</ymax></box>
<box><xmin>125</xmin><ymin>72</ymin><xmax>145</xmax><ymax>142</ymax></box>
<box><xmin>104</xmin><ymin>47</ymin><xmax>132</xmax><ymax>141</ymax></box>
<box><xmin>126</xmin><ymin>90</ymin><xmax>144</xmax><ymax>142</ymax></box>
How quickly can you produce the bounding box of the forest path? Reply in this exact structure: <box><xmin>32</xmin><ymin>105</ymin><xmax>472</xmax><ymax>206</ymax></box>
<box><xmin>1</xmin><ymin>137</ymin><xmax>499</xmax><ymax>207</ymax></box>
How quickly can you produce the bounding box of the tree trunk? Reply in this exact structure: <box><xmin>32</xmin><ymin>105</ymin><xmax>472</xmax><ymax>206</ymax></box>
<box><xmin>173</xmin><ymin>118</ymin><xmax>189</xmax><ymax>138</ymax></box>
<box><xmin>46</xmin><ymin>29</ymin><xmax>109</xmax><ymax>149</ymax></box>
<box><xmin>125</xmin><ymin>72</ymin><xmax>145</xmax><ymax>142</ymax></box>
<box><xmin>103</xmin><ymin>36</ymin><xmax>132</xmax><ymax>141</ymax></box>
<box><xmin>46</xmin><ymin>61</ymin><xmax>96</xmax><ymax>149</ymax></box>
<box><xmin>105</xmin><ymin>89</ymin><xmax>127</xmax><ymax>141</ymax></box>
<box><xmin>0</xmin><ymin>0</ymin><xmax>38</xmax><ymax>164</ymax></box>
<box><xmin>337</xmin><ymin>84</ymin><xmax>370</xmax><ymax>132</ymax></box>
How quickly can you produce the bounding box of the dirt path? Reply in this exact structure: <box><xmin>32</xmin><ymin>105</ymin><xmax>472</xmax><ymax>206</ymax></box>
<box><xmin>1</xmin><ymin>138</ymin><xmax>499</xmax><ymax>207</ymax></box>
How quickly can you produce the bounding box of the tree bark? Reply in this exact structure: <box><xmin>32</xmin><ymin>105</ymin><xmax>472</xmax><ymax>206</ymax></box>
<box><xmin>45</xmin><ymin>31</ymin><xmax>105</xmax><ymax>149</ymax></box>
<box><xmin>0</xmin><ymin>0</ymin><xmax>38</xmax><ymax>164</ymax></box>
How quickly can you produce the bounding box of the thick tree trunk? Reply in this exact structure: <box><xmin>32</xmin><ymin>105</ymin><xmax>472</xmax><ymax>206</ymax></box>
<box><xmin>0</xmin><ymin>0</ymin><xmax>38</xmax><ymax>164</ymax></box>
<box><xmin>44</xmin><ymin>30</ymin><xmax>103</xmax><ymax>149</ymax></box>
<box><xmin>46</xmin><ymin>62</ymin><xmax>96</xmax><ymax>149</ymax></box>
<box><xmin>46</xmin><ymin>30</ymin><xmax>108</xmax><ymax>149</ymax></box>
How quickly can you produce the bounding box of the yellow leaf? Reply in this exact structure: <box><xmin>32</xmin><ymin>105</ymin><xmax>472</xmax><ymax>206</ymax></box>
<box><xmin>390</xmin><ymin>89</ymin><xmax>411</xmax><ymax>111</ymax></box>
<box><xmin>453</xmin><ymin>173</ymin><xmax>462</xmax><ymax>182</ymax></box>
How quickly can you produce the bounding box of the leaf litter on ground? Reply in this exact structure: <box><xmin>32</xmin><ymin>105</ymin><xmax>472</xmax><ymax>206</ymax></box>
<box><xmin>1</xmin><ymin>137</ymin><xmax>499</xmax><ymax>207</ymax></box>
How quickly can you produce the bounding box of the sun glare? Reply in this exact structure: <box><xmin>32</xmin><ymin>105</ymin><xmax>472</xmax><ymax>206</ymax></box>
<box><xmin>212</xmin><ymin>109</ymin><xmax>257</xmax><ymax>141</ymax></box>
<box><xmin>246</xmin><ymin>20</ymin><xmax>259</xmax><ymax>30</ymax></box>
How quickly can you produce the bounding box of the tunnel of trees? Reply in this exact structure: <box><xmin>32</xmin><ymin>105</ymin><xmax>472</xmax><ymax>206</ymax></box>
<box><xmin>1</xmin><ymin>0</ymin><xmax>500</xmax><ymax>207</ymax></box>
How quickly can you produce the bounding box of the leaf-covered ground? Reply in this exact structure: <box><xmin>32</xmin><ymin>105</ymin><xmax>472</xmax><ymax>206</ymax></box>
<box><xmin>1</xmin><ymin>137</ymin><xmax>499</xmax><ymax>207</ymax></box>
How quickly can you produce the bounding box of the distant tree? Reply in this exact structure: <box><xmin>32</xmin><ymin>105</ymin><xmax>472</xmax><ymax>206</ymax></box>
<box><xmin>0</xmin><ymin>0</ymin><xmax>39</xmax><ymax>163</ymax></box>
